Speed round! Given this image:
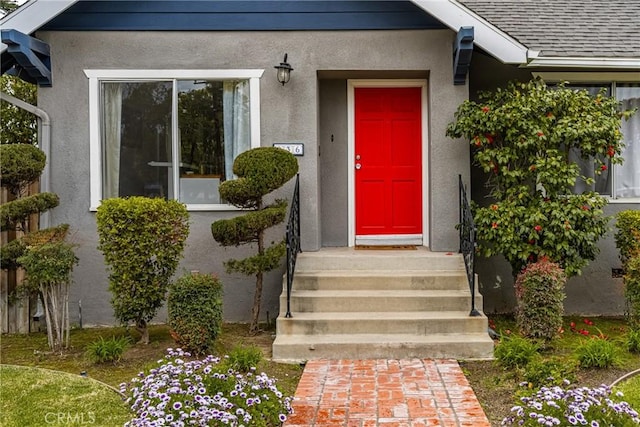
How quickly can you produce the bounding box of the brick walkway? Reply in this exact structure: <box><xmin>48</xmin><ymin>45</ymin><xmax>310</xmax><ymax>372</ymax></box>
<box><xmin>284</xmin><ymin>359</ymin><xmax>491</xmax><ymax>427</ymax></box>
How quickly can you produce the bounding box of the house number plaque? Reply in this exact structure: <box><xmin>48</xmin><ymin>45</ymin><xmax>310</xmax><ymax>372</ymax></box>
<box><xmin>273</xmin><ymin>143</ymin><xmax>304</xmax><ymax>156</ymax></box>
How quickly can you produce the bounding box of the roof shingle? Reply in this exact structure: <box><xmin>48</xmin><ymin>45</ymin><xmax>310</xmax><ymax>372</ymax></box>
<box><xmin>459</xmin><ymin>0</ymin><xmax>640</xmax><ymax>58</ymax></box>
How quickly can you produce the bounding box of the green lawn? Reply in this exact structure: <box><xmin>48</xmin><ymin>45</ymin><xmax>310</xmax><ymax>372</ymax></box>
<box><xmin>615</xmin><ymin>372</ymin><xmax>640</xmax><ymax>411</ymax></box>
<box><xmin>0</xmin><ymin>365</ymin><xmax>131</xmax><ymax>427</ymax></box>
<box><xmin>0</xmin><ymin>323</ymin><xmax>303</xmax><ymax>426</ymax></box>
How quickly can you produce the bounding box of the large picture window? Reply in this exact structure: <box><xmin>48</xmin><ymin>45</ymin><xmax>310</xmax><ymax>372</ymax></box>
<box><xmin>86</xmin><ymin>70</ymin><xmax>263</xmax><ymax>210</ymax></box>
<box><xmin>550</xmin><ymin>80</ymin><xmax>640</xmax><ymax>200</ymax></box>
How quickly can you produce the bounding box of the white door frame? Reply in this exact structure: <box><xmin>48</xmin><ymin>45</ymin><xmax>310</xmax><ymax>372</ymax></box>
<box><xmin>347</xmin><ymin>79</ymin><xmax>430</xmax><ymax>247</ymax></box>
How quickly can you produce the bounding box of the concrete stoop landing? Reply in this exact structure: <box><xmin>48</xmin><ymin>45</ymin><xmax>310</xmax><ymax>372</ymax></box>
<box><xmin>272</xmin><ymin>248</ymin><xmax>495</xmax><ymax>363</ymax></box>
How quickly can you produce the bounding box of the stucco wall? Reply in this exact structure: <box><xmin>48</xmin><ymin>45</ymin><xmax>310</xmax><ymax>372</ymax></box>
<box><xmin>469</xmin><ymin>52</ymin><xmax>633</xmax><ymax>316</ymax></box>
<box><xmin>36</xmin><ymin>29</ymin><xmax>469</xmax><ymax>325</ymax></box>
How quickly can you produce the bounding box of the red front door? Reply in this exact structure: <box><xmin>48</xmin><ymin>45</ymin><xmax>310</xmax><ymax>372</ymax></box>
<box><xmin>355</xmin><ymin>87</ymin><xmax>422</xmax><ymax>240</ymax></box>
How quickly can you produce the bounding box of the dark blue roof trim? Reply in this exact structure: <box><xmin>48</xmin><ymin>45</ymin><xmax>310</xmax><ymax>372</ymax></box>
<box><xmin>453</xmin><ymin>26</ymin><xmax>473</xmax><ymax>86</ymax></box>
<box><xmin>1</xmin><ymin>29</ymin><xmax>52</xmax><ymax>87</ymax></box>
<box><xmin>41</xmin><ymin>0</ymin><xmax>446</xmax><ymax>31</ymax></box>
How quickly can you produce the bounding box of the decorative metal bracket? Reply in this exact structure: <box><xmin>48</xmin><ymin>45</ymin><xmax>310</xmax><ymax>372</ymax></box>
<box><xmin>1</xmin><ymin>29</ymin><xmax>52</xmax><ymax>87</ymax></box>
<box><xmin>453</xmin><ymin>26</ymin><xmax>474</xmax><ymax>86</ymax></box>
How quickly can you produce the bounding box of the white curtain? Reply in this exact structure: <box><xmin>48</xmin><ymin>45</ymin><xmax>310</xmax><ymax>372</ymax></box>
<box><xmin>615</xmin><ymin>96</ymin><xmax>640</xmax><ymax>198</ymax></box>
<box><xmin>103</xmin><ymin>83</ymin><xmax>122</xmax><ymax>199</ymax></box>
<box><xmin>223</xmin><ymin>80</ymin><xmax>250</xmax><ymax>181</ymax></box>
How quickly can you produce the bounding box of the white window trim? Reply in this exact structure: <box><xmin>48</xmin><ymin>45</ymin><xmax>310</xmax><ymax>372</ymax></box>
<box><xmin>533</xmin><ymin>73</ymin><xmax>640</xmax><ymax>204</ymax></box>
<box><xmin>85</xmin><ymin>69</ymin><xmax>264</xmax><ymax>211</ymax></box>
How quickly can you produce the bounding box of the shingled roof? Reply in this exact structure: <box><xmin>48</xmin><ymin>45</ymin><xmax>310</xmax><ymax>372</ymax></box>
<box><xmin>459</xmin><ymin>0</ymin><xmax>640</xmax><ymax>58</ymax></box>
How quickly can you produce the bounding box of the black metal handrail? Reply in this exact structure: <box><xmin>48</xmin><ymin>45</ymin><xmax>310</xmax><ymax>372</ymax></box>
<box><xmin>285</xmin><ymin>174</ymin><xmax>301</xmax><ymax>318</ymax></box>
<box><xmin>459</xmin><ymin>175</ymin><xmax>481</xmax><ymax>317</ymax></box>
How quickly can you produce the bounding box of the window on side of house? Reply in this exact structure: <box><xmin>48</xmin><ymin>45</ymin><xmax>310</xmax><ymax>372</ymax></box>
<box><xmin>615</xmin><ymin>84</ymin><xmax>640</xmax><ymax>199</ymax></box>
<box><xmin>566</xmin><ymin>83</ymin><xmax>640</xmax><ymax>200</ymax></box>
<box><xmin>86</xmin><ymin>70</ymin><xmax>263</xmax><ymax>210</ymax></box>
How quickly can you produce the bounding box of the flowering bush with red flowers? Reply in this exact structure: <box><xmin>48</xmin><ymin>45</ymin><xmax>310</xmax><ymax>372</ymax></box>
<box><xmin>447</xmin><ymin>79</ymin><xmax>635</xmax><ymax>277</ymax></box>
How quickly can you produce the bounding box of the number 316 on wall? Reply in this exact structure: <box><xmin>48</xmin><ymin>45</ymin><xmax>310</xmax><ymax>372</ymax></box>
<box><xmin>273</xmin><ymin>143</ymin><xmax>304</xmax><ymax>156</ymax></box>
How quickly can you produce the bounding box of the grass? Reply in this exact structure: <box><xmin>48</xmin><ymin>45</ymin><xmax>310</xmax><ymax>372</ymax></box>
<box><xmin>616</xmin><ymin>373</ymin><xmax>640</xmax><ymax>411</ymax></box>
<box><xmin>0</xmin><ymin>365</ymin><xmax>131</xmax><ymax>427</ymax></box>
<box><xmin>0</xmin><ymin>323</ymin><xmax>303</xmax><ymax>426</ymax></box>
<box><xmin>3</xmin><ymin>317</ymin><xmax>640</xmax><ymax>426</ymax></box>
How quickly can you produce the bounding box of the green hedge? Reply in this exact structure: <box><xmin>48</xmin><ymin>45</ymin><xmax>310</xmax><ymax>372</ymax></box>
<box><xmin>615</xmin><ymin>210</ymin><xmax>640</xmax><ymax>267</ymax></box>
<box><xmin>0</xmin><ymin>144</ymin><xmax>46</xmax><ymax>195</ymax></box>
<box><xmin>96</xmin><ymin>197</ymin><xmax>189</xmax><ymax>343</ymax></box>
<box><xmin>168</xmin><ymin>272</ymin><xmax>223</xmax><ymax>355</ymax></box>
<box><xmin>626</xmin><ymin>255</ymin><xmax>640</xmax><ymax>328</ymax></box>
<box><xmin>515</xmin><ymin>258</ymin><xmax>566</xmax><ymax>341</ymax></box>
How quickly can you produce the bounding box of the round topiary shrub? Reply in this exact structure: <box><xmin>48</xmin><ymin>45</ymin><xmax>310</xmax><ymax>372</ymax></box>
<box><xmin>515</xmin><ymin>258</ymin><xmax>566</xmax><ymax>341</ymax></box>
<box><xmin>168</xmin><ymin>272</ymin><xmax>223</xmax><ymax>355</ymax></box>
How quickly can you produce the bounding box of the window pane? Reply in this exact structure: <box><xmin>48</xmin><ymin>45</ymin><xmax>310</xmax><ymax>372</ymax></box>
<box><xmin>615</xmin><ymin>84</ymin><xmax>640</xmax><ymax>198</ymax></box>
<box><xmin>177</xmin><ymin>79</ymin><xmax>250</xmax><ymax>204</ymax></box>
<box><xmin>565</xmin><ymin>85</ymin><xmax>612</xmax><ymax>195</ymax></box>
<box><xmin>102</xmin><ymin>81</ymin><xmax>172</xmax><ymax>199</ymax></box>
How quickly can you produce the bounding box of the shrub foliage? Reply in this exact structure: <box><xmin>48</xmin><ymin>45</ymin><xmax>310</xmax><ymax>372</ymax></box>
<box><xmin>168</xmin><ymin>272</ymin><xmax>223</xmax><ymax>355</ymax></box>
<box><xmin>96</xmin><ymin>197</ymin><xmax>189</xmax><ymax>344</ymax></box>
<box><xmin>18</xmin><ymin>242</ymin><xmax>78</xmax><ymax>351</ymax></box>
<box><xmin>515</xmin><ymin>258</ymin><xmax>566</xmax><ymax>341</ymax></box>
<box><xmin>0</xmin><ymin>143</ymin><xmax>72</xmax><ymax>349</ymax></box>
<box><xmin>0</xmin><ymin>143</ymin><xmax>46</xmax><ymax>195</ymax></box>
<box><xmin>615</xmin><ymin>211</ymin><xmax>640</xmax><ymax>327</ymax></box>
<box><xmin>85</xmin><ymin>336</ymin><xmax>131</xmax><ymax>364</ymax></box>
<box><xmin>615</xmin><ymin>210</ymin><xmax>640</xmax><ymax>267</ymax></box>
<box><xmin>494</xmin><ymin>335</ymin><xmax>539</xmax><ymax>369</ymax></box>
<box><xmin>211</xmin><ymin>147</ymin><xmax>298</xmax><ymax>334</ymax></box>
<box><xmin>447</xmin><ymin>78</ymin><xmax>635</xmax><ymax>277</ymax></box>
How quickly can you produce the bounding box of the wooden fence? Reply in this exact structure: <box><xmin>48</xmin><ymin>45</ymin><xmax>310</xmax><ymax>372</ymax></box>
<box><xmin>0</xmin><ymin>182</ymin><xmax>41</xmax><ymax>333</ymax></box>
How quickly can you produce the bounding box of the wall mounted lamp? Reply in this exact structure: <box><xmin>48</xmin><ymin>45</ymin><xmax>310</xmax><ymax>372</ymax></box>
<box><xmin>274</xmin><ymin>53</ymin><xmax>293</xmax><ymax>86</ymax></box>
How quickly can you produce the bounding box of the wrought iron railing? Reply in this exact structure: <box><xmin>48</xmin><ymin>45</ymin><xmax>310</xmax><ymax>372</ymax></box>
<box><xmin>285</xmin><ymin>174</ymin><xmax>301</xmax><ymax>318</ymax></box>
<box><xmin>459</xmin><ymin>175</ymin><xmax>481</xmax><ymax>317</ymax></box>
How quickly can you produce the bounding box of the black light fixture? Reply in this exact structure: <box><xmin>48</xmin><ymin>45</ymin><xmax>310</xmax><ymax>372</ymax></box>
<box><xmin>274</xmin><ymin>53</ymin><xmax>293</xmax><ymax>86</ymax></box>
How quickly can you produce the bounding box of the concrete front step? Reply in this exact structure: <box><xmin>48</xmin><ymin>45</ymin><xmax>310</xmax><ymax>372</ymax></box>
<box><xmin>273</xmin><ymin>248</ymin><xmax>492</xmax><ymax>362</ymax></box>
<box><xmin>292</xmin><ymin>270</ymin><xmax>470</xmax><ymax>291</ymax></box>
<box><xmin>276</xmin><ymin>311</ymin><xmax>487</xmax><ymax>335</ymax></box>
<box><xmin>272</xmin><ymin>333</ymin><xmax>495</xmax><ymax>362</ymax></box>
<box><xmin>294</xmin><ymin>248</ymin><xmax>464</xmax><ymax>271</ymax></box>
<box><xmin>282</xmin><ymin>289</ymin><xmax>482</xmax><ymax>313</ymax></box>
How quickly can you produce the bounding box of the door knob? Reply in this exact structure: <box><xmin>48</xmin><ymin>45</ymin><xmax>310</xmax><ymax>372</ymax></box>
<box><xmin>356</xmin><ymin>155</ymin><xmax>361</xmax><ymax>160</ymax></box>
<box><xmin>355</xmin><ymin>163</ymin><xmax>361</xmax><ymax>170</ymax></box>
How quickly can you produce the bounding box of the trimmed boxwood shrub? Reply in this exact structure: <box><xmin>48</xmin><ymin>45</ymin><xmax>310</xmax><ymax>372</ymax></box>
<box><xmin>616</xmin><ymin>211</ymin><xmax>640</xmax><ymax>327</ymax></box>
<box><xmin>625</xmin><ymin>255</ymin><xmax>640</xmax><ymax>328</ymax></box>
<box><xmin>96</xmin><ymin>197</ymin><xmax>189</xmax><ymax>344</ymax></box>
<box><xmin>515</xmin><ymin>258</ymin><xmax>566</xmax><ymax>341</ymax></box>
<box><xmin>615</xmin><ymin>210</ymin><xmax>640</xmax><ymax>267</ymax></box>
<box><xmin>168</xmin><ymin>272</ymin><xmax>223</xmax><ymax>355</ymax></box>
<box><xmin>0</xmin><ymin>143</ymin><xmax>46</xmax><ymax>195</ymax></box>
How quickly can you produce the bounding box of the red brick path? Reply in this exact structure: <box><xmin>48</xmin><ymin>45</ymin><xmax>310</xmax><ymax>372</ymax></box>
<box><xmin>284</xmin><ymin>359</ymin><xmax>491</xmax><ymax>427</ymax></box>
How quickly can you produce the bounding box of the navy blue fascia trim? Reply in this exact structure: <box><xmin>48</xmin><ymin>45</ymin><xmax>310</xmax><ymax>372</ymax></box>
<box><xmin>41</xmin><ymin>1</ymin><xmax>446</xmax><ymax>31</ymax></box>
